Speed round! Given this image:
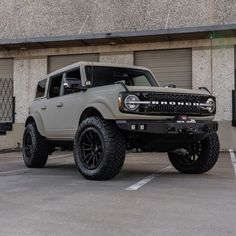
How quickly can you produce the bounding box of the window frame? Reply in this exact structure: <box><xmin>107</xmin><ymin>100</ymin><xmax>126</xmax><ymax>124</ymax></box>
<box><xmin>47</xmin><ymin>72</ymin><xmax>64</xmax><ymax>99</ymax></box>
<box><xmin>61</xmin><ymin>67</ymin><xmax>82</xmax><ymax>96</ymax></box>
<box><xmin>34</xmin><ymin>78</ymin><xmax>48</xmax><ymax>100</ymax></box>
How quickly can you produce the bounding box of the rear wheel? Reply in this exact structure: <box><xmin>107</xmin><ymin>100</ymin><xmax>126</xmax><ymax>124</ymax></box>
<box><xmin>22</xmin><ymin>122</ymin><xmax>48</xmax><ymax>168</ymax></box>
<box><xmin>168</xmin><ymin>132</ymin><xmax>219</xmax><ymax>174</ymax></box>
<box><xmin>74</xmin><ymin>117</ymin><xmax>126</xmax><ymax>180</ymax></box>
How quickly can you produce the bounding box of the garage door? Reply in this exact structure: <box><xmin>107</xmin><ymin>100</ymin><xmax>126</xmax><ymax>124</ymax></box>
<box><xmin>135</xmin><ymin>49</ymin><xmax>192</xmax><ymax>89</ymax></box>
<box><xmin>48</xmin><ymin>54</ymin><xmax>99</xmax><ymax>73</ymax></box>
<box><xmin>0</xmin><ymin>59</ymin><xmax>13</xmax><ymax>78</ymax></box>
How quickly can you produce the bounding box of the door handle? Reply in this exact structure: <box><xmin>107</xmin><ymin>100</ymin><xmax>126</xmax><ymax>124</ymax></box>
<box><xmin>56</xmin><ymin>102</ymin><xmax>64</xmax><ymax>107</ymax></box>
<box><xmin>41</xmin><ymin>105</ymin><xmax>47</xmax><ymax>110</ymax></box>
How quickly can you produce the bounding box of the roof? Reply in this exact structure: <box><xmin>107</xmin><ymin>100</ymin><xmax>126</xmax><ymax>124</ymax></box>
<box><xmin>1</xmin><ymin>24</ymin><xmax>236</xmax><ymax>51</ymax></box>
<box><xmin>48</xmin><ymin>61</ymin><xmax>152</xmax><ymax>77</ymax></box>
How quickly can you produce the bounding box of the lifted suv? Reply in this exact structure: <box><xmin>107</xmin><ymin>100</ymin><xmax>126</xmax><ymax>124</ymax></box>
<box><xmin>23</xmin><ymin>62</ymin><xmax>219</xmax><ymax>180</ymax></box>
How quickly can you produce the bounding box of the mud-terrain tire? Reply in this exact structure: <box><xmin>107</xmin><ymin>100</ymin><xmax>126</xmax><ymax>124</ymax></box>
<box><xmin>74</xmin><ymin>117</ymin><xmax>126</xmax><ymax>180</ymax></box>
<box><xmin>168</xmin><ymin>132</ymin><xmax>219</xmax><ymax>174</ymax></box>
<box><xmin>22</xmin><ymin>122</ymin><xmax>48</xmax><ymax>168</ymax></box>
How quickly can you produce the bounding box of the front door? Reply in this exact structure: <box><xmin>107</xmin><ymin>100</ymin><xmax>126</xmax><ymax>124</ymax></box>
<box><xmin>54</xmin><ymin>67</ymin><xmax>85</xmax><ymax>139</ymax></box>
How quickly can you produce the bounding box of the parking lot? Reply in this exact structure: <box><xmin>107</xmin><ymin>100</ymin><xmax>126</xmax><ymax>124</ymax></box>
<box><xmin>0</xmin><ymin>151</ymin><xmax>236</xmax><ymax>236</ymax></box>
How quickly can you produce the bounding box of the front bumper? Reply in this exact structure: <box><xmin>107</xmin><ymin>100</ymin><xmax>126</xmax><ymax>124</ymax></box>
<box><xmin>116</xmin><ymin>120</ymin><xmax>218</xmax><ymax>135</ymax></box>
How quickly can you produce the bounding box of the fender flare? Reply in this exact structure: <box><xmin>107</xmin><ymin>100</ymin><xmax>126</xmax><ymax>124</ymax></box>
<box><xmin>83</xmin><ymin>103</ymin><xmax>116</xmax><ymax>120</ymax></box>
<box><xmin>25</xmin><ymin>113</ymin><xmax>46</xmax><ymax>137</ymax></box>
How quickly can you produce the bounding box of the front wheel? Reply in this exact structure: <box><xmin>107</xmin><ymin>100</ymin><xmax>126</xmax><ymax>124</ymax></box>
<box><xmin>168</xmin><ymin>132</ymin><xmax>220</xmax><ymax>174</ymax></box>
<box><xmin>74</xmin><ymin>117</ymin><xmax>126</xmax><ymax>180</ymax></box>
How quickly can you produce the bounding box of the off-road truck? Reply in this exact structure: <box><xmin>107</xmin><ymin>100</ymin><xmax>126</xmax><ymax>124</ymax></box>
<box><xmin>23</xmin><ymin>62</ymin><xmax>219</xmax><ymax>180</ymax></box>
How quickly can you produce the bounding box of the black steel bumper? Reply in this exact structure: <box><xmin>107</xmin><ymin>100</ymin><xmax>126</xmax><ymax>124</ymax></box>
<box><xmin>116</xmin><ymin>120</ymin><xmax>218</xmax><ymax>135</ymax></box>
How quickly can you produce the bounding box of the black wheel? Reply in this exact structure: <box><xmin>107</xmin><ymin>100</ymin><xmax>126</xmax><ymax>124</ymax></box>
<box><xmin>168</xmin><ymin>132</ymin><xmax>220</xmax><ymax>174</ymax></box>
<box><xmin>22</xmin><ymin>122</ymin><xmax>48</xmax><ymax>168</ymax></box>
<box><xmin>74</xmin><ymin>117</ymin><xmax>126</xmax><ymax>180</ymax></box>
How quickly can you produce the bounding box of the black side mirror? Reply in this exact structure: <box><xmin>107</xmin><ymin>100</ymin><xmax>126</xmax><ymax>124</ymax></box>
<box><xmin>167</xmin><ymin>84</ymin><xmax>176</xmax><ymax>88</ymax></box>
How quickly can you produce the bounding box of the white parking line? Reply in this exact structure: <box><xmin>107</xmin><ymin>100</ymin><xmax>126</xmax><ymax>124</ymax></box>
<box><xmin>126</xmin><ymin>166</ymin><xmax>172</xmax><ymax>191</ymax></box>
<box><xmin>229</xmin><ymin>149</ymin><xmax>236</xmax><ymax>176</ymax></box>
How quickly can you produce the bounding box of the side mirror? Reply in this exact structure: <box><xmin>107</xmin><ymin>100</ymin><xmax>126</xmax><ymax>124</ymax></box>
<box><xmin>167</xmin><ymin>84</ymin><xmax>176</xmax><ymax>88</ymax></box>
<box><xmin>63</xmin><ymin>78</ymin><xmax>86</xmax><ymax>91</ymax></box>
<box><xmin>63</xmin><ymin>78</ymin><xmax>87</xmax><ymax>93</ymax></box>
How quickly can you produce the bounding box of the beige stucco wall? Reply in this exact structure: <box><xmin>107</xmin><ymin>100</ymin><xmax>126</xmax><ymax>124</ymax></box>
<box><xmin>14</xmin><ymin>57</ymin><xmax>47</xmax><ymax>123</ymax></box>
<box><xmin>192</xmin><ymin>45</ymin><xmax>235</xmax><ymax>150</ymax></box>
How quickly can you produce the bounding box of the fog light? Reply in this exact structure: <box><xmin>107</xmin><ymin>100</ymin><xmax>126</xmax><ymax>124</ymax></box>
<box><xmin>131</xmin><ymin>125</ymin><xmax>136</xmax><ymax>130</ymax></box>
<box><xmin>140</xmin><ymin>125</ymin><xmax>145</xmax><ymax>130</ymax></box>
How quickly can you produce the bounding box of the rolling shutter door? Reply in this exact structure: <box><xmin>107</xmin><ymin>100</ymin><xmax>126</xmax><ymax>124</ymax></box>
<box><xmin>135</xmin><ymin>49</ymin><xmax>192</xmax><ymax>89</ymax></box>
<box><xmin>48</xmin><ymin>54</ymin><xmax>99</xmax><ymax>73</ymax></box>
<box><xmin>0</xmin><ymin>59</ymin><xmax>13</xmax><ymax>78</ymax></box>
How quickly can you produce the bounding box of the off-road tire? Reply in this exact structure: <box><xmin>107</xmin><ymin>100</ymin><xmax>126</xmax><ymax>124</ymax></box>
<box><xmin>168</xmin><ymin>132</ymin><xmax>220</xmax><ymax>174</ymax></box>
<box><xmin>74</xmin><ymin>117</ymin><xmax>126</xmax><ymax>180</ymax></box>
<box><xmin>22</xmin><ymin>122</ymin><xmax>48</xmax><ymax>168</ymax></box>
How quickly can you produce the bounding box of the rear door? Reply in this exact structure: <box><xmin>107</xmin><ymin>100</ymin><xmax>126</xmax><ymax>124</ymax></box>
<box><xmin>37</xmin><ymin>74</ymin><xmax>64</xmax><ymax>138</ymax></box>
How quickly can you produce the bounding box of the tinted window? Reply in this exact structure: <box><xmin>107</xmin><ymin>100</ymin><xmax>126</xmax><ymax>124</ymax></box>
<box><xmin>85</xmin><ymin>66</ymin><xmax>157</xmax><ymax>87</ymax></box>
<box><xmin>35</xmin><ymin>79</ymin><xmax>47</xmax><ymax>98</ymax></box>
<box><xmin>49</xmin><ymin>74</ymin><xmax>63</xmax><ymax>98</ymax></box>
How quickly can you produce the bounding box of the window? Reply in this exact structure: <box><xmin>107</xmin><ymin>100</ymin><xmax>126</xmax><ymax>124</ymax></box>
<box><xmin>35</xmin><ymin>79</ymin><xmax>47</xmax><ymax>98</ymax></box>
<box><xmin>85</xmin><ymin>66</ymin><xmax>157</xmax><ymax>87</ymax></box>
<box><xmin>49</xmin><ymin>74</ymin><xmax>63</xmax><ymax>98</ymax></box>
<box><xmin>63</xmin><ymin>68</ymin><xmax>81</xmax><ymax>95</ymax></box>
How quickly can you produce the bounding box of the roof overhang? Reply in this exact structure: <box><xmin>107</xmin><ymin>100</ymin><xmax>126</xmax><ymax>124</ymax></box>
<box><xmin>0</xmin><ymin>24</ymin><xmax>236</xmax><ymax>51</ymax></box>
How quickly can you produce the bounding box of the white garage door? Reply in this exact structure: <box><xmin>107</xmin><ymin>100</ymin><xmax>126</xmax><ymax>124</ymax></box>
<box><xmin>48</xmin><ymin>54</ymin><xmax>99</xmax><ymax>73</ymax></box>
<box><xmin>135</xmin><ymin>49</ymin><xmax>192</xmax><ymax>89</ymax></box>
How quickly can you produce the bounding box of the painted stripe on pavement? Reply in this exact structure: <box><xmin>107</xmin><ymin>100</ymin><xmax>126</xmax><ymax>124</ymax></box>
<box><xmin>126</xmin><ymin>166</ymin><xmax>172</xmax><ymax>191</ymax></box>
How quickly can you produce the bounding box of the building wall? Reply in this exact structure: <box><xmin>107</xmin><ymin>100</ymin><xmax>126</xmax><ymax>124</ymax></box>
<box><xmin>0</xmin><ymin>0</ymin><xmax>235</xmax><ymax>39</ymax></box>
<box><xmin>0</xmin><ymin>38</ymin><xmax>235</xmax><ymax>150</ymax></box>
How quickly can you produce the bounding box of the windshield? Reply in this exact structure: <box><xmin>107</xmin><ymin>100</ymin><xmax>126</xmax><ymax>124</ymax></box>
<box><xmin>85</xmin><ymin>66</ymin><xmax>158</xmax><ymax>87</ymax></box>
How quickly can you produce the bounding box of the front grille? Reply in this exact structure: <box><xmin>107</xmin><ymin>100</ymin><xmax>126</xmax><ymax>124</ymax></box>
<box><xmin>122</xmin><ymin>92</ymin><xmax>215</xmax><ymax>116</ymax></box>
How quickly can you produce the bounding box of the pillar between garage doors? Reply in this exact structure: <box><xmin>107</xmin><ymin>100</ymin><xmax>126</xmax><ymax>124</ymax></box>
<box><xmin>13</xmin><ymin>57</ymin><xmax>48</xmax><ymax>124</ymax></box>
<box><xmin>192</xmin><ymin>46</ymin><xmax>235</xmax><ymax>150</ymax></box>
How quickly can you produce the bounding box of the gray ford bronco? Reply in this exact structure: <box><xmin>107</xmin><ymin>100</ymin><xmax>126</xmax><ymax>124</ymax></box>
<box><xmin>23</xmin><ymin>62</ymin><xmax>219</xmax><ymax>180</ymax></box>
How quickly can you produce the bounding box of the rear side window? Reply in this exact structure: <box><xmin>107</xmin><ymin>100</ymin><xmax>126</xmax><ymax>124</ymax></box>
<box><xmin>35</xmin><ymin>79</ymin><xmax>47</xmax><ymax>98</ymax></box>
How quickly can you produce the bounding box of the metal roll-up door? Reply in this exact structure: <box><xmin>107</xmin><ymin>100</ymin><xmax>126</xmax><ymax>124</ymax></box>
<box><xmin>48</xmin><ymin>54</ymin><xmax>99</xmax><ymax>73</ymax></box>
<box><xmin>0</xmin><ymin>59</ymin><xmax>13</xmax><ymax>78</ymax></box>
<box><xmin>135</xmin><ymin>49</ymin><xmax>192</xmax><ymax>89</ymax></box>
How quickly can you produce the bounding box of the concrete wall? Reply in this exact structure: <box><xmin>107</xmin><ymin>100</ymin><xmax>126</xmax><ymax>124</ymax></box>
<box><xmin>192</xmin><ymin>45</ymin><xmax>235</xmax><ymax>150</ymax></box>
<box><xmin>14</xmin><ymin>57</ymin><xmax>47</xmax><ymax>123</ymax></box>
<box><xmin>0</xmin><ymin>0</ymin><xmax>235</xmax><ymax>39</ymax></box>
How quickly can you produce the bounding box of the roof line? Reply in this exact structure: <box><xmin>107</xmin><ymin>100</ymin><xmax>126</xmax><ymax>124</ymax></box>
<box><xmin>0</xmin><ymin>23</ymin><xmax>236</xmax><ymax>46</ymax></box>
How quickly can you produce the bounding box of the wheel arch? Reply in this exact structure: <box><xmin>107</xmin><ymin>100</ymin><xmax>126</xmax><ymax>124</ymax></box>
<box><xmin>25</xmin><ymin>114</ymin><xmax>46</xmax><ymax>137</ymax></box>
<box><xmin>79</xmin><ymin>104</ymin><xmax>115</xmax><ymax>124</ymax></box>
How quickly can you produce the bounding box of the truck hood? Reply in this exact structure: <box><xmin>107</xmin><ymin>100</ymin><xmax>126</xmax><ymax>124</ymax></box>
<box><xmin>126</xmin><ymin>86</ymin><xmax>210</xmax><ymax>96</ymax></box>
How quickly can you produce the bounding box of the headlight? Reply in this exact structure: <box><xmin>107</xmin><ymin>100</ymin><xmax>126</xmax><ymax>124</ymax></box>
<box><xmin>205</xmin><ymin>98</ymin><xmax>215</xmax><ymax>113</ymax></box>
<box><xmin>124</xmin><ymin>94</ymin><xmax>140</xmax><ymax>111</ymax></box>
<box><xmin>201</xmin><ymin>98</ymin><xmax>215</xmax><ymax>113</ymax></box>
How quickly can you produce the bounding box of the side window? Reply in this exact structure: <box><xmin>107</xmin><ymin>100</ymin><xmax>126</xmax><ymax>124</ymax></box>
<box><xmin>63</xmin><ymin>68</ymin><xmax>81</xmax><ymax>95</ymax></box>
<box><xmin>35</xmin><ymin>79</ymin><xmax>47</xmax><ymax>98</ymax></box>
<box><xmin>49</xmin><ymin>74</ymin><xmax>63</xmax><ymax>98</ymax></box>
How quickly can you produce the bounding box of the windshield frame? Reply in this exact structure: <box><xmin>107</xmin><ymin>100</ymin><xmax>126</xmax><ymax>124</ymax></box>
<box><xmin>84</xmin><ymin>65</ymin><xmax>159</xmax><ymax>88</ymax></box>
